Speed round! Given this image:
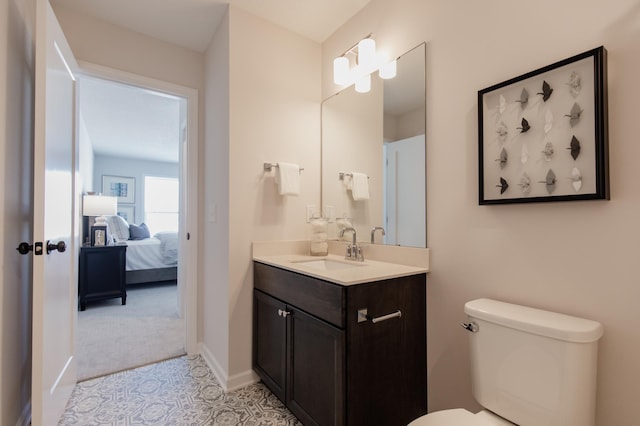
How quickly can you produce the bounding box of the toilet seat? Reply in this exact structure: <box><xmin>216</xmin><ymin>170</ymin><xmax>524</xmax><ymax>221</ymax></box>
<box><xmin>408</xmin><ymin>409</ymin><xmax>515</xmax><ymax>426</ymax></box>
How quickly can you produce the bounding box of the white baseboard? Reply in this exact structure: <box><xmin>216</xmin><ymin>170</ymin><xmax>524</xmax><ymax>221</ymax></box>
<box><xmin>198</xmin><ymin>342</ymin><xmax>259</xmax><ymax>392</ymax></box>
<box><xmin>226</xmin><ymin>368</ymin><xmax>260</xmax><ymax>392</ymax></box>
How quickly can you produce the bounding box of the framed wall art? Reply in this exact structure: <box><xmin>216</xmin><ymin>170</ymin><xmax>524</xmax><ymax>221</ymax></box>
<box><xmin>102</xmin><ymin>175</ymin><xmax>135</xmax><ymax>204</ymax></box>
<box><xmin>117</xmin><ymin>205</ymin><xmax>135</xmax><ymax>223</ymax></box>
<box><xmin>478</xmin><ymin>46</ymin><xmax>609</xmax><ymax>205</ymax></box>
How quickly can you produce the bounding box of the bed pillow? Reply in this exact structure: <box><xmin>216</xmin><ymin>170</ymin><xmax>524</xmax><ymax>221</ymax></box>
<box><xmin>129</xmin><ymin>223</ymin><xmax>151</xmax><ymax>240</ymax></box>
<box><xmin>105</xmin><ymin>215</ymin><xmax>130</xmax><ymax>242</ymax></box>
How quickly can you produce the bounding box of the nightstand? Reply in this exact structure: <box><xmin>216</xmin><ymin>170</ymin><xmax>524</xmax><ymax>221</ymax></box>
<box><xmin>78</xmin><ymin>245</ymin><xmax>127</xmax><ymax>311</ymax></box>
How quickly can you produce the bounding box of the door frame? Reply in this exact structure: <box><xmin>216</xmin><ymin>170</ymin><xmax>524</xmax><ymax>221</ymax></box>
<box><xmin>76</xmin><ymin>61</ymin><xmax>199</xmax><ymax>354</ymax></box>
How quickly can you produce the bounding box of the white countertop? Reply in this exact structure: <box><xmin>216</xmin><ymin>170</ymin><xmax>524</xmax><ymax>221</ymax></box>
<box><xmin>253</xmin><ymin>253</ymin><xmax>428</xmax><ymax>286</ymax></box>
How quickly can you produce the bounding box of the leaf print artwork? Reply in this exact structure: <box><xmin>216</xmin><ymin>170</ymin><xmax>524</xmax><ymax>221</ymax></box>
<box><xmin>496</xmin><ymin>177</ymin><xmax>509</xmax><ymax>194</ymax></box>
<box><xmin>570</xmin><ymin>167</ymin><xmax>582</xmax><ymax>192</ymax></box>
<box><xmin>567</xmin><ymin>71</ymin><xmax>581</xmax><ymax>98</ymax></box>
<box><xmin>516</xmin><ymin>118</ymin><xmax>530</xmax><ymax>133</ymax></box>
<box><xmin>542</xmin><ymin>142</ymin><xmax>554</xmax><ymax>161</ymax></box>
<box><xmin>496</xmin><ymin>121</ymin><xmax>508</xmax><ymax>142</ymax></box>
<box><xmin>519</xmin><ymin>173</ymin><xmax>531</xmax><ymax>194</ymax></box>
<box><xmin>567</xmin><ymin>136</ymin><xmax>581</xmax><ymax>160</ymax></box>
<box><xmin>495</xmin><ymin>148</ymin><xmax>508</xmax><ymax>169</ymax></box>
<box><xmin>537</xmin><ymin>80</ymin><xmax>553</xmax><ymax>101</ymax></box>
<box><xmin>565</xmin><ymin>102</ymin><xmax>583</xmax><ymax>127</ymax></box>
<box><xmin>515</xmin><ymin>88</ymin><xmax>529</xmax><ymax>110</ymax></box>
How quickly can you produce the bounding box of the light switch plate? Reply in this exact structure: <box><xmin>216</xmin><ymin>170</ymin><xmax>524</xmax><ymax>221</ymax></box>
<box><xmin>324</xmin><ymin>205</ymin><xmax>335</xmax><ymax>223</ymax></box>
<box><xmin>306</xmin><ymin>205</ymin><xmax>315</xmax><ymax>222</ymax></box>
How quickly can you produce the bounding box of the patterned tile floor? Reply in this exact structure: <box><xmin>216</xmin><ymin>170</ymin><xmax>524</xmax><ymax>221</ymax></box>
<box><xmin>59</xmin><ymin>355</ymin><xmax>302</xmax><ymax>425</ymax></box>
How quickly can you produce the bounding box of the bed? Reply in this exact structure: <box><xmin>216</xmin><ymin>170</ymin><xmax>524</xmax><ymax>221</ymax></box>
<box><xmin>104</xmin><ymin>215</ymin><xmax>178</xmax><ymax>285</ymax></box>
<box><xmin>125</xmin><ymin>232</ymin><xmax>178</xmax><ymax>284</ymax></box>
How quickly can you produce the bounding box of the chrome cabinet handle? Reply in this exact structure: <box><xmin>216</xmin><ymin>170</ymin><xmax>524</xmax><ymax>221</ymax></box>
<box><xmin>278</xmin><ymin>309</ymin><xmax>291</xmax><ymax>317</ymax></box>
<box><xmin>370</xmin><ymin>310</ymin><xmax>402</xmax><ymax>324</ymax></box>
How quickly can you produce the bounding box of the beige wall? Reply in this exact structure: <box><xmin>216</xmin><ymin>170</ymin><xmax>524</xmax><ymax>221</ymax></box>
<box><xmin>323</xmin><ymin>0</ymin><xmax>640</xmax><ymax>424</ymax></box>
<box><xmin>51</xmin><ymin>5</ymin><xmax>204</xmax><ymax>91</ymax></box>
<box><xmin>226</xmin><ymin>6</ymin><xmax>321</xmax><ymax>378</ymax></box>
<box><xmin>202</xmin><ymin>8</ymin><xmax>231</xmax><ymax>378</ymax></box>
<box><xmin>52</xmin><ymin>1</ymin><xmax>322</xmax><ymax>390</ymax></box>
<box><xmin>0</xmin><ymin>0</ymin><xmax>35</xmax><ymax>424</ymax></box>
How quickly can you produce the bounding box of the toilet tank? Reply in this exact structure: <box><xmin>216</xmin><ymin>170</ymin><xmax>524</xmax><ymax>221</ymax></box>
<box><xmin>465</xmin><ymin>299</ymin><xmax>603</xmax><ymax>426</ymax></box>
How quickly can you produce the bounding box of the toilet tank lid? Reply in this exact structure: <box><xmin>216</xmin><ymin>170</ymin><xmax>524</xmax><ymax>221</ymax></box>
<box><xmin>464</xmin><ymin>299</ymin><xmax>603</xmax><ymax>343</ymax></box>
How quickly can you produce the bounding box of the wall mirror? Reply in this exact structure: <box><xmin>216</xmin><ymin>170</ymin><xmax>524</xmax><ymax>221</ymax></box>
<box><xmin>321</xmin><ymin>42</ymin><xmax>426</xmax><ymax>247</ymax></box>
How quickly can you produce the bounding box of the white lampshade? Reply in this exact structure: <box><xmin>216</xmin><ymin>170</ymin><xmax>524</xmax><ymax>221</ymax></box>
<box><xmin>379</xmin><ymin>59</ymin><xmax>397</xmax><ymax>80</ymax></box>
<box><xmin>83</xmin><ymin>195</ymin><xmax>117</xmax><ymax>217</ymax></box>
<box><xmin>333</xmin><ymin>56</ymin><xmax>350</xmax><ymax>85</ymax></box>
<box><xmin>355</xmin><ymin>74</ymin><xmax>371</xmax><ymax>93</ymax></box>
<box><xmin>357</xmin><ymin>38</ymin><xmax>376</xmax><ymax>70</ymax></box>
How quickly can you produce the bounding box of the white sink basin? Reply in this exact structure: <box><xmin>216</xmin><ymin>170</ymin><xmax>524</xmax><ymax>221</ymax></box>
<box><xmin>293</xmin><ymin>259</ymin><xmax>365</xmax><ymax>271</ymax></box>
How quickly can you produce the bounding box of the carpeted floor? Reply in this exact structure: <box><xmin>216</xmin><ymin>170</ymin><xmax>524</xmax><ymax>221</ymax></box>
<box><xmin>60</xmin><ymin>355</ymin><xmax>302</xmax><ymax>425</ymax></box>
<box><xmin>76</xmin><ymin>282</ymin><xmax>185</xmax><ymax>381</ymax></box>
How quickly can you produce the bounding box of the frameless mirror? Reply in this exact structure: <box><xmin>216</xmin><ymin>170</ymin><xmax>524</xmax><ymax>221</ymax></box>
<box><xmin>321</xmin><ymin>43</ymin><xmax>426</xmax><ymax>247</ymax></box>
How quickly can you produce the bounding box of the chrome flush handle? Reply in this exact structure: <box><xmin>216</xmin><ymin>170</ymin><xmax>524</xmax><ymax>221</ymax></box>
<box><xmin>461</xmin><ymin>322</ymin><xmax>478</xmax><ymax>333</ymax></box>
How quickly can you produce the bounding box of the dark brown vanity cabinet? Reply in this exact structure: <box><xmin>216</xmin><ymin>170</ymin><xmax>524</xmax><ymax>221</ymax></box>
<box><xmin>253</xmin><ymin>261</ymin><xmax>427</xmax><ymax>426</ymax></box>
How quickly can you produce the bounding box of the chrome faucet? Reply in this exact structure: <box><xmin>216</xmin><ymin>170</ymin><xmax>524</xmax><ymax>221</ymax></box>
<box><xmin>339</xmin><ymin>227</ymin><xmax>364</xmax><ymax>261</ymax></box>
<box><xmin>371</xmin><ymin>226</ymin><xmax>386</xmax><ymax>243</ymax></box>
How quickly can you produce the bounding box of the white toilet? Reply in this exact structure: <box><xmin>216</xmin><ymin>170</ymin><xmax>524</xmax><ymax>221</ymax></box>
<box><xmin>410</xmin><ymin>298</ymin><xmax>603</xmax><ymax>426</ymax></box>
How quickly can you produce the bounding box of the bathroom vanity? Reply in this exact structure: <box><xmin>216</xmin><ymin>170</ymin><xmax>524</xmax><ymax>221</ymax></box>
<box><xmin>253</xmin><ymin>255</ymin><xmax>427</xmax><ymax>426</ymax></box>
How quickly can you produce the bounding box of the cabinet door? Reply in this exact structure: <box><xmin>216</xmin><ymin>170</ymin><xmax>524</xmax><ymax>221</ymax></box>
<box><xmin>287</xmin><ymin>306</ymin><xmax>345</xmax><ymax>426</ymax></box>
<box><xmin>253</xmin><ymin>290</ymin><xmax>287</xmax><ymax>402</ymax></box>
<box><xmin>346</xmin><ymin>275</ymin><xmax>427</xmax><ymax>425</ymax></box>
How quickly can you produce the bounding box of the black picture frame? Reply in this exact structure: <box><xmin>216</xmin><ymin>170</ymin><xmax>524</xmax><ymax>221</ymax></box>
<box><xmin>91</xmin><ymin>225</ymin><xmax>107</xmax><ymax>247</ymax></box>
<box><xmin>478</xmin><ymin>46</ymin><xmax>609</xmax><ymax>205</ymax></box>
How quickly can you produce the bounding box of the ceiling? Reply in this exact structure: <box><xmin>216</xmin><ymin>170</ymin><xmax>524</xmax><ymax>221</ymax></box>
<box><xmin>79</xmin><ymin>77</ymin><xmax>182</xmax><ymax>163</ymax></box>
<box><xmin>50</xmin><ymin>0</ymin><xmax>372</xmax><ymax>51</ymax></box>
<box><xmin>53</xmin><ymin>0</ymin><xmax>372</xmax><ymax>163</ymax></box>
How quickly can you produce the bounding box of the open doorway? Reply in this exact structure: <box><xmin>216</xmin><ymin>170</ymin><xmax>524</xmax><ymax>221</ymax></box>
<box><xmin>75</xmin><ymin>71</ymin><xmax>196</xmax><ymax>380</ymax></box>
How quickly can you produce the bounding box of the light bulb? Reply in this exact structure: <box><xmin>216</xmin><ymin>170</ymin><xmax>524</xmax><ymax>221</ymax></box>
<box><xmin>357</xmin><ymin>38</ymin><xmax>376</xmax><ymax>71</ymax></box>
<box><xmin>355</xmin><ymin>74</ymin><xmax>371</xmax><ymax>93</ymax></box>
<box><xmin>333</xmin><ymin>56</ymin><xmax>350</xmax><ymax>85</ymax></box>
<box><xmin>379</xmin><ymin>59</ymin><xmax>397</xmax><ymax>80</ymax></box>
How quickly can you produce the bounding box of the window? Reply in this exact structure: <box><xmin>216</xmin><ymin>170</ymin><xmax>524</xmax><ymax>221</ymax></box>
<box><xmin>144</xmin><ymin>176</ymin><xmax>179</xmax><ymax>234</ymax></box>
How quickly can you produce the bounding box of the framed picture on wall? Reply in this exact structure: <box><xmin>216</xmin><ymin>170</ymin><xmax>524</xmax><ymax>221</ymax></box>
<box><xmin>478</xmin><ymin>46</ymin><xmax>609</xmax><ymax>205</ymax></box>
<box><xmin>117</xmin><ymin>205</ymin><xmax>135</xmax><ymax>223</ymax></box>
<box><xmin>102</xmin><ymin>175</ymin><xmax>135</xmax><ymax>204</ymax></box>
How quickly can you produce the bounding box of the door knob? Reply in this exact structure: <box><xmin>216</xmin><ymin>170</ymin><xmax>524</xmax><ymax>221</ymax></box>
<box><xmin>16</xmin><ymin>241</ymin><xmax>43</xmax><ymax>255</ymax></box>
<box><xmin>16</xmin><ymin>242</ymin><xmax>33</xmax><ymax>255</ymax></box>
<box><xmin>46</xmin><ymin>240</ymin><xmax>66</xmax><ymax>254</ymax></box>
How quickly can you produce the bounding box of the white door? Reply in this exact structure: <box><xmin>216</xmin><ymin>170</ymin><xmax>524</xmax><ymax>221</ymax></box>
<box><xmin>31</xmin><ymin>2</ymin><xmax>79</xmax><ymax>424</ymax></box>
<box><xmin>384</xmin><ymin>135</ymin><xmax>426</xmax><ymax>247</ymax></box>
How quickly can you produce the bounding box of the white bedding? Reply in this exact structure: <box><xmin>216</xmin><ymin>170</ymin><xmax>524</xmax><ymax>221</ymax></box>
<box><xmin>126</xmin><ymin>233</ymin><xmax>178</xmax><ymax>271</ymax></box>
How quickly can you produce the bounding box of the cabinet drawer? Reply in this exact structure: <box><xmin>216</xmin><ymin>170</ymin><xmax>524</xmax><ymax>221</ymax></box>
<box><xmin>254</xmin><ymin>262</ymin><xmax>345</xmax><ymax>328</ymax></box>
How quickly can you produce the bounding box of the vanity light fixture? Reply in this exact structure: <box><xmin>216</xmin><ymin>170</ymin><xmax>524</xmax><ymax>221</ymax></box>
<box><xmin>332</xmin><ymin>35</ymin><xmax>397</xmax><ymax>93</ymax></box>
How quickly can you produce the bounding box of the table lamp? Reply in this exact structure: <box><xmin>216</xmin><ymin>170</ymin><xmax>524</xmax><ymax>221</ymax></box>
<box><xmin>83</xmin><ymin>194</ymin><xmax>117</xmax><ymax>246</ymax></box>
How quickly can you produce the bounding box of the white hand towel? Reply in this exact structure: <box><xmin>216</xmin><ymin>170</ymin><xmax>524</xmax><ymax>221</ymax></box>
<box><xmin>275</xmin><ymin>162</ymin><xmax>300</xmax><ymax>196</ymax></box>
<box><xmin>350</xmin><ymin>172</ymin><xmax>369</xmax><ymax>200</ymax></box>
